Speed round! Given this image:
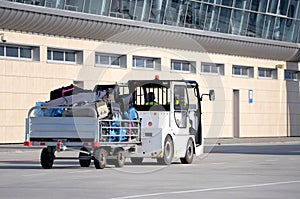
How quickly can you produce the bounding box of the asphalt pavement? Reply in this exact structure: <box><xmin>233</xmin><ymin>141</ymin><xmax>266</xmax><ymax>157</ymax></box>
<box><xmin>1</xmin><ymin>137</ymin><xmax>300</xmax><ymax>153</ymax></box>
<box><xmin>0</xmin><ymin>139</ymin><xmax>300</xmax><ymax>199</ymax></box>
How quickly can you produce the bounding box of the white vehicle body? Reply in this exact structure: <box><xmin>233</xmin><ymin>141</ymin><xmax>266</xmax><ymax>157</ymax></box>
<box><xmin>24</xmin><ymin>79</ymin><xmax>214</xmax><ymax>168</ymax></box>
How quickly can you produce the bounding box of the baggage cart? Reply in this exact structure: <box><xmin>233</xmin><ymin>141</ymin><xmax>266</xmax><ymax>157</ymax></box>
<box><xmin>24</xmin><ymin>106</ymin><xmax>141</xmax><ymax>169</ymax></box>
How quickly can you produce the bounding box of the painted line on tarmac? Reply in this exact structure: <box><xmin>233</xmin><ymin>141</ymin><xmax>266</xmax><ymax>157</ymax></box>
<box><xmin>67</xmin><ymin>170</ymin><xmax>92</xmax><ymax>174</ymax></box>
<box><xmin>111</xmin><ymin>180</ymin><xmax>300</xmax><ymax>199</ymax></box>
<box><xmin>22</xmin><ymin>173</ymin><xmax>47</xmax><ymax>177</ymax></box>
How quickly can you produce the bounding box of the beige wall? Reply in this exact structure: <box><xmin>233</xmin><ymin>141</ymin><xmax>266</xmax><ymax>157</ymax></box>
<box><xmin>0</xmin><ymin>31</ymin><xmax>299</xmax><ymax>143</ymax></box>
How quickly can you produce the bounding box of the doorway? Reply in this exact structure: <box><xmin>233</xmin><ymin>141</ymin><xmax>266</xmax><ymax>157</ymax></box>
<box><xmin>233</xmin><ymin>89</ymin><xmax>240</xmax><ymax>138</ymax></box>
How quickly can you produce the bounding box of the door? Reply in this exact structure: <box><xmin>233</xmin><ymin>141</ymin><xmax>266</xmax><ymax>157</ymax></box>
<box><xmin>170</xmin><ymin>83</ymin><xmax>189</xmax><ymax>137</ymax></box>
<box><xmin>173</xmin><ymin>84</ymin><xmax>189</xmax><ymax>130</ymax></box>
<box><xmin>233</xmin><ymin>89</ymin><xmax>240</xmax><ymax>138</ymax></box>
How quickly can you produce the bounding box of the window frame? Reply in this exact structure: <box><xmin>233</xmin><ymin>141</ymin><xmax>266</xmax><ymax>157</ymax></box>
<box><xmin>201</xmin><ymin>62</ymin><xmax>223</xmax><ymax>75</ymax></box>
<box><xmin>232</xmin><ymin>65</ymin><xmax>253</xmax><ymax>78</ymax></box>
<box><xmin>285</xmin><ymin>70</ymin><xmax>299</xmax><ymax>81</ymax></box>
<box><xmin>258</xmin><ymin>67</ymin><xmax>276</xmax><ymax>79</ymax></box>
<box><xmin>0</xmin><ymin>44</ymin><xmax>33</xmax><ymax>60</ymax></box>
<box><xmin>95</xmin><ymin>53</ymin><xmax>124</xmax><ymax>68</ymax></box>
<box><xmin>171</xmin><ymin>59</ymin><xmax>195</xmax><ymax>73</ymax></box>
<box><xmin>132</xmin><ymin>56</ymin><xmax>161</xmax><ymax>70</ymax></box>
<box><xmin>47</xmin><ymin>48</ymin><xmax>80</xmax><ymax>64</ymax></box>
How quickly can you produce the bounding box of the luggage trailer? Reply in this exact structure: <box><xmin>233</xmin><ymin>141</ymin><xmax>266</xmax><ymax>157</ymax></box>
<box><xmin>24</xmin><ymin>106</ymin><xmax>142</xmax><ymax>169</ymax></box>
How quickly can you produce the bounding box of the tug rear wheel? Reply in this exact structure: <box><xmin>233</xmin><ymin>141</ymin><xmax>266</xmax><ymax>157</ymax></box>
<box><xmin>79</xmin><ymin>147</ymin><xmax>91</xmax><ymax>167</ymax></box>
<box><xmin>180</xmin><ymin>139</ymin><xmax>194</xmax><ymax>164</ymax></box>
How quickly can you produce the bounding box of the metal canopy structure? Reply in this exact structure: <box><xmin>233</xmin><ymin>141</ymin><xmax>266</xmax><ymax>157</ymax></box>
<box><xmin>0</xmin><ymin>1</ymin><xmax>300</xmax><ymax>61</ymax></box>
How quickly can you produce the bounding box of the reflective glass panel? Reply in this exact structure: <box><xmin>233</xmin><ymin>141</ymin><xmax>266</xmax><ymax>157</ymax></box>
<box><xmin>83</xmin><ymin>0</ymin><xmax>103</xmax><ymax>15</ymax></box>
<box><xmin>231</xmin><ymin>9</ymin><xmax>242</xmax><ymax>35</ymax></box>
<box><xmin>247</xmin><ymin>13</ymin><xmax>257</xmax><ymax>36</ymax></box>
<box><xmin>279</xmin><ymin>0</ymin><xmax>289</xmax><ymax>15</ymax></box>
<box><xmin>135</xmin><ymin>0</ymin><xmax>151</xmax><ymax>22</ymax></box>
<box><xmin>218</xmin><ymin>7</ymin><xmax>231</xmax><ymax>33</ymax></box>
<box><xmin>146</xmin><ymin>59</ymin><xmax>154</xmax><ymax>68</ymax></box>
<box><xmin>202</xmin><ymin>64</ymin><xmax>211</xmax><ymax>73</ymax></box>
<box><xmin>6</xmin><ymin>46</ymin><xmax>18</xmax><ymax>57</ymax></box>
<box><xmin>251</xmin><ymin>0</ymin><xmax>260</xmax><ymax>11</ymax></box>
<box><xmin>173</xmin><ymin>62</ymin><xmax>181</xmax><ymax>70</ymax></box>
<box><xmin>258</xmin><ymin>0</ymin><xmax>268</xmax><ymax>12</ymax></box>
<box><xmin>53</xmin><ymin>50</ymin><xmax>64</xmax><ymax>61</ymax></box>
<box><xmin>100</xmin><ymin>55</ymin><xmax>109</xmax><ymax>65</ymax></box>
<box><xmin>47</xmin><ymin>50</ymin><xmax>51</xmax><ymax>60</ymax></box>
<box><xmin>258</xmin><ymin>69</ymin><xmax>265</xmax><ymax>77</ymax></box>
<box><xmin>242</xmin><ymin>68</ymin><xmax>248</xmax><ymax>76</ymax></box>
<box><xmin>222</xmin><ymin>0</ymin><xmax>233</xmax><ymax>7</ymax></box>
<box><xmin>182</xmin><ymin>63</ymin><xmax>190</xmax><ymax>71</ymax></box>
<box><xmin>65</xmin><ymin>51</ymin><xmax>76</xmax><ymax>62</ymax></box>
<box><xmin>268</xmin><ymin>0</ymin><xmax>279</xmax><ymax>14</ymax></box>
<box><xmin>111</xmin><ymin>56</ymin><xmax>120</xmax><ymax>66</ymax></box>
<box><xmin>135</xmin><ymin>57</ymin><xmax>144</xmax><ymax>67</ymax></box>
<box><xmin>150</xmin><ymin>0</ymin><xmax>167</xmax><ymax>23</ymax></box>
<box><xmin>205</xmin><ymin>5</ymin><xmax>219</xmax><ymax>31</ymax></box>
<box><xmin>20</xmin><ymin>47</ymin><xmax>32</xmax><ymax>58</ymax></box>
<box><xmin>211</xmin><ymin>65</ymin><xmax>219</xmax><ymax>73</ymax></box>
<box><xmin>0</xmin><ymin>45</ymin><xmax>4</xmax><ymax>56</ymax></box>
<box><xmin>234</xmin><ymin>0</ymin><xmax>250</xmax><ymax>9</ymax></box>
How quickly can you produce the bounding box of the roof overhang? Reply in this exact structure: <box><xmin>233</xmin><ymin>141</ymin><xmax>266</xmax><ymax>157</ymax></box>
<box><xmin>1</xmin><ymin>1</ymin><xmax>300</xmax><ymax>61</ymax></box>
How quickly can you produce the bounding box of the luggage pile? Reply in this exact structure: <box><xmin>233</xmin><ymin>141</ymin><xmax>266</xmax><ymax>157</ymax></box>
<box><xmin>34</xmin><ymin>84</ymin><xmax>138</xmax><ymax>142</ymax></box>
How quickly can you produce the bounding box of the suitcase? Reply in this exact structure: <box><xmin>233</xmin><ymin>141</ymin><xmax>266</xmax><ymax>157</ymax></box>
<box><xmin>50</xmin><ymin>84</ymin><xmax>91</xmax><ymax>100</ymax></box>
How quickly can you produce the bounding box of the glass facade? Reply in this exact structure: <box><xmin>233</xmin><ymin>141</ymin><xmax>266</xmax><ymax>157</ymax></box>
<box><xmin>5</xmin><ymin>0</ymin><xmax>300</xmax><ymax>43</ymax></box>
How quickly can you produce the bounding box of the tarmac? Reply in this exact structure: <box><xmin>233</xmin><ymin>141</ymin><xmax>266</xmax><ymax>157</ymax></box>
<box><xmin>0</xmin><ymin>137</ymin><xmax>300</xmax><ymax>153</ymax></box>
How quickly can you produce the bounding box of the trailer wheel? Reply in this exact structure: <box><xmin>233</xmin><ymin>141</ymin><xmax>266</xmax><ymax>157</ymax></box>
<box><xmin>157</xmin><ymin>135</ymin><xmax>174</xmax><ymax>165</ymax></box>
<box><xmin>114</xmin><ymin>149</ymin><xmax>125</xmax><ymax>168</ymax></box>
<box><xmin>180</xmin><ymin>139</ymin><xmax>194</xmax><ymax>164</ymax></box>
<box><xmin>79</xmin><ymin>147</ymin><xmax>91</xmax><ymax>167</ymax></box>
<box><xmin>40</xmin><ymin>147</ymin><xmax>54</xmax><ymax>169</ymax></box>
<box><xmin>94</xmin><ymin>148</ymin><xmax>107</xmax><ymax>169</ymax></box>
<box><xmin>130</xmin><ymin>157</ymin><xmax>143</xmax><ymax>165</ymax></box>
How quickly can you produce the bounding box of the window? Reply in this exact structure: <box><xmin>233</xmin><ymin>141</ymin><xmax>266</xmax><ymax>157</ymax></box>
<box><xmin>285</xmin><ymin>70</ymin><xmax>298</xmax><ymax>81</ymax></box>
<box><xmin>232</xmin><ymin>65</ymin><xmax>254</xmax><ymax>77</ymax></box>
<box><xmin>0</xmin><ymin>45</ymin><xmax>3</xmax><ymax>56</ymax></box>
<box><xmin>258</xmin><ymin>68</ymin><xmax>277</xmax><ymax>79</ymax></box>
<box><xmin>133</xmin><ymin>56</ymin><xmax>161</xmax><ymax>70</ymax></box>
<box><xmin>47</xmin><ymin>48</ymin><xmax>82</xmax><ymax>64</ymax></box>
<box><xmin>201</xmin><ymin>63</ymin><xmax>224</xmax><ymax>75</ymax></box>
<box><xmin>95</xmin><ymin>53</ymin><xmax>126</xmax><ymax>68</ymax></box>
<box><xmin>0</xmin><ymin>44</ymin><xmax>36</xmax><ymax>60</ymax></box>
<box><xmin>171</xmin><ymin>60</ymin><xmax>196</xmax><ymax>73</ymax></box>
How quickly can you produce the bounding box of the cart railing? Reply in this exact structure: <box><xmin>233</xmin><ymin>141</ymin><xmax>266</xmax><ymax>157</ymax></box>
<box><xmin>99</xmin><ymin>119</ymin><xmax>141</xmax><ymax>144</ymax></box>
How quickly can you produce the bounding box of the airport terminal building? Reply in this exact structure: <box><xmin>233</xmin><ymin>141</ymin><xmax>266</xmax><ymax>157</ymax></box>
<box><xmin>0</xmin><ymin>0</ymin><xmax>300</xmax><ymax>143</ymax></box>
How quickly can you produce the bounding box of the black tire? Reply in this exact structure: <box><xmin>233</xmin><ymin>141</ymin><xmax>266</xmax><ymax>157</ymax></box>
<box><xmin>130</xmin><ymin>157</ymin><xmax>143</xmax><ymax>165</ymax></box>
<box><xmin>79</xmin><ymin>147</ymin><xmax>91</xmax><ymax>167</ymax></box>
<box><xmin>114</xmin><ymin>149</ymin><xmax>125</xmax><ymax>168</ymax></box>
<box><xmin>94</xmin><ymin>148</ymin><xmax>107</xmax><ymax>169</ymax></box>
<box><xmin>40</xmin><ymin>147</ymin><xmax>54</xmax><ymax>169</ymax></box>
<box><xmin>180</xmin><ymin>139</ymin><xmax>194</xmax><ymax>164</ymax></box>
<box><xmin>157</xmin><ymin>135</ymin><xmax>174</xmax><ymax>165</ymax></box>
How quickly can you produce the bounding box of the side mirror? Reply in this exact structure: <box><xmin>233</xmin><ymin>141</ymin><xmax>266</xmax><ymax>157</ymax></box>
<box><xmin>209</xmin><ymin>90</ymin><xmax>215</xmax><ymax>101</ymax></box>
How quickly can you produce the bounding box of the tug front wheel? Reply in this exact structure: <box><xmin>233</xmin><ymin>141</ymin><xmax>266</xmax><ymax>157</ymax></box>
<box><xmin>157</xmin><ymin>135</ymin><xmax>174</xmax><ymax>165</ymax></box>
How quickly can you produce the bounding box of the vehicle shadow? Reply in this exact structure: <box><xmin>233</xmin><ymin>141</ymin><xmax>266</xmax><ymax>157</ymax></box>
<box><xmin>205</xmin><ymin>144</ymin><xmax>300</xmax><ymax>155</ymax></box>
<box><xmin>0</xmin><ymin>160</ymin><xmax>81</xmax><ymax>169</ymax></box>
